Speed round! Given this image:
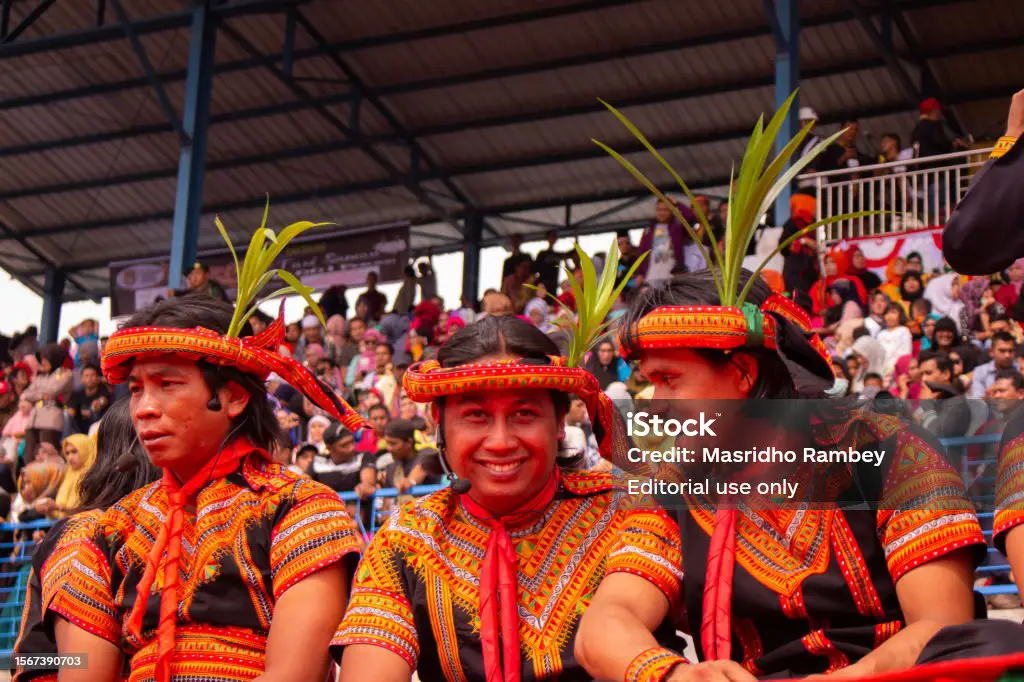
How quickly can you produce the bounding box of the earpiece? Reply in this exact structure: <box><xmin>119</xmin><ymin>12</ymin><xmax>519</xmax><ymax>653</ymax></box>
<box><xmin>207</xmin><ymin>395</ymin><xmax>222</xmax><ymax>412</ymax></box>
<box><xmin>435</xmin><ymin>421</ymin><xmax>471</xmax><ymax>494</ymax></box>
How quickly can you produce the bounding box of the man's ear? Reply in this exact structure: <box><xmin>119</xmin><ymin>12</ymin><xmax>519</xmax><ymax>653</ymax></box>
<box><xmin>222</xmin><ymin>381</ymin><xmax>252</xmax><ymax>419</ymax></box>
<box><xmin>729</xmin><ymin>352</ymin><xmax>760</xmax><ymax>397</ymax></box>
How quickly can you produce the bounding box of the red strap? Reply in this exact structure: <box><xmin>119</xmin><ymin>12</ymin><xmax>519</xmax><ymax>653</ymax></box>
<box><xmin>124</xmin><ymin>439</ymin><xmax>264</xmax><ymax>682</ymax></box>
<box><xmin>701</xmin><ymin>508</ymin><xmax>736</xmax><ymax>662</ymax></box>
<box><xmin>461</xmin><ymin>469</ymin><xmax>561</xmax><ymax>682</ymax></box>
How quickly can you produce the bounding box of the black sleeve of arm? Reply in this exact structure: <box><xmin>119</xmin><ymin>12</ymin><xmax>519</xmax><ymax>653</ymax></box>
<box><xmin>943</xmin><ymin>141</ymin><xmax>1024</xmax><ymax>274</ymax></box>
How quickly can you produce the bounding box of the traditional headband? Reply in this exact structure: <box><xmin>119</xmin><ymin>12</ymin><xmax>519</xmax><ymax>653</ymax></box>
<box><xmin>620</xmin><ymin>292</ymin><xmax>830</xmax><ymax>366</ymax></box>
<box><xmin>101</xmin><ymin>304</ymin><xmax>366</xmax><ymax>434</ymax></box>
<box><xmin>404</xmin><ymin>357</ymin><xmax>621</xmax><ymax>460</ymax></box>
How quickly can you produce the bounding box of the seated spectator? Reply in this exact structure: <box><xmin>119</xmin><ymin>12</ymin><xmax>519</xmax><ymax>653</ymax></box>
<box><xmin>65</xmin><ymin>363</ymin><xmax>111</xmax><ymax>435</ymax></box>
<box><xmin>282</xmin><ymin>321</ymin><xmax>301</xmax><ymax>356</ymax></box>
<box><xmin>897</xmin><ymin>271</ymin><xmax>926</xmax><ymax>315</ymax></box>
<box><xmin>306</xmin><ymin>414</ymin><xmax>330</xmax><ymax>455</ymax></box>
<box><xmin>31</xmin><ymin>434</ymin><xmax>96</xmax><ymax>519</ymax></box>
<box><xmin>915</xmin><ymin>351</ymin><xmax>972</xmax><ymax>440</ymax></box>
<box><xmin>481</xmin><ymin>290</ymin><xmax>515</xmax><ymax>317</ymax></box>
<box><xmin>565</xmin><ymin>394</ymin><xmax>600</xmax><ymax>470</ymax></box>
<box><xmin>11</xmin><ymin>452</ymin><xmax>62</xmax><ymax>523</ymax></box>
<box><xmin>781</xmin><ymin>193</ymin><xmax>820</xmax><ymax>310</ymax></box>
<box><xmin>877</xmin><ymin>303</ymin><xmax>913</xmax><ymax>375</ymax></box>
<box><xmin>311</xmin><ymin>421</ymin><xmax>376</xmax><ymax>501</ymax></box>
<box><xmin>379</xmin><ymin>419</ymin><xmax>440</xmax><ymax>494</ymax></box>
<box><xmin>905</xmin><ymin>251</ymin><xmax>926</xmax><ymax>274</ymax></box>
<box><xmin>1</xmin><ymin>397</ymin><xmax>31</xmax><ymax>478</ymax></box>
<box><xmin>810</xmin><ymin>250</ymin><xmax>867</xmax><ymax>317</ymax></box>
<box><xmin>879</xmin><ymin>256</ymin><xmax>907</xmax><ymax>301</ymax></box>
<box><xmin>582</xmin><ymin>339</ymin><xmax>630</xmax><ymax>391</ymax></box>
<box><xmin>863</xmin><ymin>291</ymin><xmax>891</xmax><ymax>337</ymax></box>
<box><xmin>924</xmin><ymin>273</ymin><xmax>966</xmax><ymax>330</ymax></box>
<box><xmin>289</xmin><ymin>443</ymin><xmax>317</xmax><ymax>477</ymax></box>
<box><xmin>932</xmin><ymin>316</ymin><xmax>961</xmax><ymax>354</ymax></box>
<box><xmin>969</xmin><ymin>330</ymin><xmax>1018</xmax><ymax>398</ymax></box>
<box><xmin>356</xmin><ymin>404</ymin><xmax>389</xmax><ymax>454</ymax></box>
<box><xmin>846</xmin><ymin>246</ymin><xmax>882</xmax><ymax>291</ymax></box>
<box><xmin>850</xmin><ymin>332</ymin><xmax>886</xmax><ymax>393</ymax></box>
<box><xmin>862</xmin><ymin>372</ymin><xmax>884</xmax><ymax>392</ymax></box>
<box><xmin>995</xmin><ymin>261</ymin><xmax>1024</xmax><ymax>310</ymax></box>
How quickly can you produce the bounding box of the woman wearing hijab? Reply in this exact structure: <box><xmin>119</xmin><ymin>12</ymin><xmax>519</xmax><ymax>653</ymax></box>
<box><xmin>31</xmin><ymin>434</ymin><xmax>97</xmax><ymax>519</ymax></box>
<box><xmin>11</xmin><ymin>460</ymin><xmax>63</xmax><ymax>523</ymax></box>
<box><xmin>879</xmin><ymin>256</ymin><xmax>907</xmax><ymax>302</ymax></box>
<box><xmin>897</xmin><ymin>271</ymin><xmax>925</xmax><ymax>314</ymax></box>
<box><xmin>924</xmin><ymin>273</ymin><xmax>967</xmax><ymax>331</ymax></box>
<box><xmin>846</xmin><ymin>245</ymin><xmax>882</xmax><ymax>291</ymax></box>
<box><xmin>582</xmin><ymin>339</ymin><xmax>631</xmax><ymax>390</ymax></box>
<box><xmin>850</xmin><ymin>333</ymin><xmax>887</xmax><ymax>393</ymax></box>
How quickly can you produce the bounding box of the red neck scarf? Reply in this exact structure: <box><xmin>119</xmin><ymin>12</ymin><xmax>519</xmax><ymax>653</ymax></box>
<box><xmin>459</xmin><ymin>468</ymin><xmax>561</xmax><ymax>682</ymax></box>
<box><xmin>125</xmin><ymin>438</ymin><xmax>266</xmax><ymax>682</ymax></box>
<box><xmin>701</xmin><ymin>507</ymin><xmax>737</xmax><ymax>662</ymax></box>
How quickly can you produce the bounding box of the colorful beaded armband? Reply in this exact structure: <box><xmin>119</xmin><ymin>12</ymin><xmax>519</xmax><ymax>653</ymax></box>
<box><xmin>991</xmin><ymin>136</ymin><xmax>1018</xmax><ymax>159</ymax></box>
<box><xmin>625</xmin><ymin>646</ymin><xmax>688</xmax><ymax>682</ymax></box>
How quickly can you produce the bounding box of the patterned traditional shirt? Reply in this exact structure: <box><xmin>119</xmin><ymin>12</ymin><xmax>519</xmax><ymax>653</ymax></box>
<box><xmin>995</xmin><ymin>409</ymin><xmax>1024</xmax><ymax>553</ymax></box>
<box><xmin>669</xmin><ymin>412</ymin><xmax>985</xmax><ymax>678</ymax></box>
<box><xmin>12</xmin><ymin>510</ymin><xmax>104</xmax><ymax>682</ymax></box>
<box><xmin>49</xmin><ymin>454</ymin><xmax>360</xmax><ymax>682</ymax></box>
<box><xmin>332</xmin><ymin>471</ymin><xmax>683</xmax><ymax>681</ymax></box>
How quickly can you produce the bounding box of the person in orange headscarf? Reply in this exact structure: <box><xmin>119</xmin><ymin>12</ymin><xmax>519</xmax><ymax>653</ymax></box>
<box><xmin>879</xmin><ymin>256</ymin><xmax>908</xmax><ymax>302</ymax></box>
<box><xmin>808</xmin><ymin>247</ymin><xmax>868</xmax><ymax>318</ymax></box>
<box><xmin>48</xmin><ymin>295</ymin><xmax>366</xmax><ymax>682</ymax></box>
<box><xmin>781</xmin><ymin>193</ymin><xmax>821</xmax><ymax>312</ymax></box>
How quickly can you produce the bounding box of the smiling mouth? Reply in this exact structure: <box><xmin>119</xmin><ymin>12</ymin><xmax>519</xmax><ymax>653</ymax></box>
<box><xmin>476</xmin><ymin>458</ymin><xmax>528</xmax><ymax>475</ymax></box>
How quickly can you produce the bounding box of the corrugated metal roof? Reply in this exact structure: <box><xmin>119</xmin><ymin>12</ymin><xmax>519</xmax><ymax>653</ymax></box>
<box><xmin>0</xmin><ymin>0</ymin><xmax>1019</xmax><ymax>301</ymax></box>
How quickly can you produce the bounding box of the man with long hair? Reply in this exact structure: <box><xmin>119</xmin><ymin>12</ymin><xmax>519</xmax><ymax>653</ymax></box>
<box><xmin>49</xmin><ymin>295</ymin><xmax>365</xmax><ymax>682</ymax></box>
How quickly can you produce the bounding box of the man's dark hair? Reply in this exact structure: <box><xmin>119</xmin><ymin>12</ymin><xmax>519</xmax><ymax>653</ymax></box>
<box><xmin>882</xmin><ymin>132</ymin><xmax>901</xmax><ymax>147</ymax></box>
<box><xmin>992</xmin><ymin>330</ymin><xmax>1016</xmax><ymax>347</ymax></box>
<box><xmin>295</xmin><ymin>443</ymin><xmax>318</xmax><ymax>458</ymax></box>
<box><xmin>251</xmin><ymin>310</ymin><xmax>273</xmax><ymax>327</ymax></box>
<box><xmin>121</xmin><ymin>296</ymin><xmax>280</xmax><ymax>450</ymax></box>
<box><xmin>376</xmin><ymin>342</ymin><xmax>393</xmax><ymax>356</ymax></box>
<box><xmin>994</xmin><ymin>368</ymin><xmax>1024</xmax><ymax>390</ymax></box>
<box><xmin>438</xmin><ymin>315</ymin><xmax>569</xmax><ymax>416</ymax></box>
<box><xmin>323</xmin><ymin>421</ymin><xmax>353</xmax><ymax>445</ymax></box>
<box><xmin>918</xmin><ymin>350</ymin><xmax>953</xmax><ymax>378</ymax></box>
<box><xmin>384</xmin><ymin>419</ymin><xmax>416</xmax><ymax>442</ymax></box>
<box><xmin>863</xmin><ymin>372</ymin><xmax>883</xmax><ymax>383</ymax></box>
<box><xmin>78</xmin><ymin>398</ymin><xmax>161</xmax><ymax>512</ymax></box>
<box><xmin>367</xmin><ymin>404</ymin><xmax>390</xmax><ymax>419</ymax></box>
<box><xmin>404</xmin><ymin>265</ymin><xmax>416</xmax><ymax>278</ymax></box>
<box><xmin>80</xmin><ymin>363</ymin><xmax>101</xmax><ymax>376</ymax></box>
<box><xmin>621</xmin><ymin>269</ymin><xmax>822</xmax><ymax>399</ymax></box>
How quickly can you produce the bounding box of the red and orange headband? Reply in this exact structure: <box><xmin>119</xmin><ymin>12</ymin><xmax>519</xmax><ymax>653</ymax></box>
<box><xmin>620</xmin><ymin>293</ymin><xmax>832</xmax><ymax>379</ymax></box>
<box><xmin>404</xmin><ymin>357</ymin><xmax>621</xmax><ymax>460</ymax></box>
<box><xmin>101</xmin><ymin>305</ymin><xmax>366</xmax><ymax>434</ymax></box>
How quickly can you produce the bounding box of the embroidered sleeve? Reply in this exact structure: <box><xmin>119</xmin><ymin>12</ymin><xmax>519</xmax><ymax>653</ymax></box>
<box><xmin>995</xmin><ymin>430</ymin><xmax>1024</xmax><ymax>553</ymax></box>
<box><xmin>270</xmin><ymin>478</ymin><xmax>362</xmax><ymax>599</ymax></box>
<box><xmin>624</xmin><ymin>646</ymin><xmax>687</xmax><ymax>682</ymax></box>
<box><xmin>331</xmin><ymin>521</ymin><xmax>419</xmax><ymax>670</ymax></box>
<box><xmin>877</xmin><ymin>429</ymin><xmax>985</xmax><ymax>581</ymax></box>
<box><xmin>45</xmin><ymin>538</ymin><xmax>120</xmax><ymax>644</ymax></box>
<box><xmin>606</xmin><ymin>506</ymin><xmax>684</xmax><ymax>612</ymax></box>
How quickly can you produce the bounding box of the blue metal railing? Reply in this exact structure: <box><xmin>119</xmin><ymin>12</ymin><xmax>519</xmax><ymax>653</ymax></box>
<box><xmin>0</xmin><ymin>434</ymin><xmax>1019</xmax><ymax>660</ymax></box>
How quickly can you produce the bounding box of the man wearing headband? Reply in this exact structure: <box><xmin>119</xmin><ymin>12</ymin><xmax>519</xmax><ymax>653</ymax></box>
<box><xmin>574</xmin><ymin>95</ymin><xmax>1024</xmax><ymax>682</ymax></box>
<box><xmin>50</xmin><ymin>295</ymin><xmax>366</xmax><ymax>682</ymax></box>
<box><xmin>331</xmin><ymin>314</ymin><xmax>684</xmax><ymax>682</ymax></box>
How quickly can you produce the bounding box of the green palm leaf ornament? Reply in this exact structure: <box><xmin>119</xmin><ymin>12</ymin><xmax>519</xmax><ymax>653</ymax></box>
<box><xmin>216</xmin><ymin>197</ymin><xmax>334</xmax><ymax>338</ymax></box>
<box><xmin>594</xmin><ymin>90</ymin><xmax>877</xmax><ymax>310</ymax></box>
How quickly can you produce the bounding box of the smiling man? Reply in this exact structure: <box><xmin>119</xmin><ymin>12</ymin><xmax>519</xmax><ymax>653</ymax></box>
<box><xmin>331</xmin><ymin>315</ymin><xmax>684</xmax><ymax>682</ymax></box>
<box><xmin>48</xmin><ymin>295</ymin><xmax>366</xmax><ymax>682</ymax></box>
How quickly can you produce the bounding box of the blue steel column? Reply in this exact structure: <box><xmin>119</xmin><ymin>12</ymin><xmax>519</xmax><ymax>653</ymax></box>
<box><xmin>168</xmin><ymin>3</ymin><xmax>217</xmax><ymax>287</ymax></box>
<box><xmin>462</xmin><ymin>213</ymin><xmax>483</xmax><ymax>303</ymax></box>
<box><xmin>40</xmin><ymin>267</ymin><xmax>66</xmax><ymax>344</ymax></box>
<box><xmin>772</xmin><ymin>0</ymin><xmax>799</xmax><ymax>227</ymax></box>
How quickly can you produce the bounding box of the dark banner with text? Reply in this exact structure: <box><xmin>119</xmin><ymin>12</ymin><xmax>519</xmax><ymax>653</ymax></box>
<box><xmin>108</xmin><ymin>222</ymin><xmax>410</xmax><ymax>318</ymax></box>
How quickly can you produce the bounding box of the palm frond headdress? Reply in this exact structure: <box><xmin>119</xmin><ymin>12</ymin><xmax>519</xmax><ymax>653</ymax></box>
<box><xmin>101</xmin><ymin>202</ymin><xmax>365</xmax><ymax>433</ymax></box>
<box><xmin>597</xmin><ymin>91</ymin><xmax>873</xmax><ymax>388</ymax></box>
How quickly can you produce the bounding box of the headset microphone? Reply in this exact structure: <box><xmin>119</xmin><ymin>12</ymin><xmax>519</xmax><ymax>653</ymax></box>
<box><xmin>207</xmin><ymin>395</ymin><xmax>222</xmax><ymax>411</ymax></box>
<box><xmin>435</xmin><ymin>423</ymin><xmax>471</xmax><ymax>494</ymax></box>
